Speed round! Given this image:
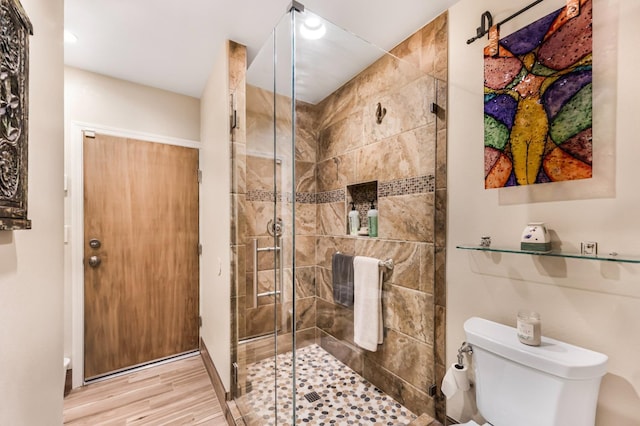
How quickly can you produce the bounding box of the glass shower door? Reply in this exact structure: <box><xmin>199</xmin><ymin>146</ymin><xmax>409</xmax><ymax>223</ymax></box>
<box><xmin>233</xmin><ymin>3</ymin><xmax>444</xmax><ymax>424</ymax></box>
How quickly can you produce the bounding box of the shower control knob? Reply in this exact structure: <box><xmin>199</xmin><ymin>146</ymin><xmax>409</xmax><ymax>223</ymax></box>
<box><xmin>88</xmin><ymin>255</ymin><xmax>101</xmax><ymax>268</ymax></box>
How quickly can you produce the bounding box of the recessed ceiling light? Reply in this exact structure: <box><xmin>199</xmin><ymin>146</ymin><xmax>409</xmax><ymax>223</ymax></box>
<box><xmin>300</xmin><ymin>16</ymin><xmax>326</xmax><ymax>40</ymax></box>
<box><xmin>64</xmin><ymin>30</ymin><xmax>78</xmax><ymax>44</ymax></box>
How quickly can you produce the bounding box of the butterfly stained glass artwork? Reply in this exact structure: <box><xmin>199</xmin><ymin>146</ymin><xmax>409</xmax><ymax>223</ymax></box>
<box><xmin>484</xmin><ymin>0</ymin><xmax>592</xmax><ymax>188</ymax></box>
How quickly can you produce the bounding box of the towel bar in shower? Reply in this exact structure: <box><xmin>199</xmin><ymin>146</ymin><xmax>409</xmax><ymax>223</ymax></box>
<box><xmin>252</xmin><ymin>238</ymin><xmax>283</xmax><ymax>307</ymax></box>
<box><xmin>335</xmin><ymin>251</ymin><xmax>394</xmax><ymax>270</ymax></box>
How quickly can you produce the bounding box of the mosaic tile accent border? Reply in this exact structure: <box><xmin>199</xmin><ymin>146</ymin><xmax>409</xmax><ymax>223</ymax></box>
<box><xmin>316</xmin><ymin>189</ymin><xmax>346</xmax><ymax>204</ymax></box>
<box><xmin>248</xmin><ymin>175</ymin><xmax>434</xmax><ymax>205</ymax></box>
<box><xmin>379</xmin><ymin>175</ymin><xmax>435</xmax><ymax>198</ymax></box>
<box><xmin>247</xmin><ymin>190</ymin><xmax>317</xmax><ymax>204</ymax></box>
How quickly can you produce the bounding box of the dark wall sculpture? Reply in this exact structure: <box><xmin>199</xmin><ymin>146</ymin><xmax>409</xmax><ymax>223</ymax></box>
<box><xmin>0</xmin><ymin>0</ymin><xmax>32</xmax><ymax>230</ymax></box>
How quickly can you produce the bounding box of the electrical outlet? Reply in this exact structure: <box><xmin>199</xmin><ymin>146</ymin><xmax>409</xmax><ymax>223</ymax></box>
<box><xmin>581</xmin><ymin>241</ymin><xmax>598</xmax><ymax>256</ymax></box>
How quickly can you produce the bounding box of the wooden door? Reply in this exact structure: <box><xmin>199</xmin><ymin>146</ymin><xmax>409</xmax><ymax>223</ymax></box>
<box><xmin>83</xmin><ymin>133</ymin><xmax>199</xmax><ymax>380</ymax></box>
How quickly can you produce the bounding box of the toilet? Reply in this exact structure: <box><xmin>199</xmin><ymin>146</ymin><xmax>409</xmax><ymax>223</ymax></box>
<box><xmin>459</xmin><ymin>317</ymin><xmax>608</xmax><ymax>426</ymax></box>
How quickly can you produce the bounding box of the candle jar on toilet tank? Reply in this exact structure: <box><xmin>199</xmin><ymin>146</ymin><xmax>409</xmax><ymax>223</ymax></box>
<box><xmin>517</xmin><ymin>310</ymin><xmax>541</xmax><ymax>346</ymax></box>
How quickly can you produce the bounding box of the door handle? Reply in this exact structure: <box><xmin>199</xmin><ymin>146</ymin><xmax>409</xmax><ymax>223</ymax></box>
<box><xmin>88</xmin><ymin>255</ymin><xmax>101</xmax><ymax>268</ymax></box>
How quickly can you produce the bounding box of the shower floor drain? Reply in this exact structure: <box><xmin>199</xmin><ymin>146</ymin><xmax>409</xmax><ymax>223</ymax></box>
<box><xmin>303</xmin><ymin>391</ymin><xmax>320</xmax><ymax>403</ymax></box>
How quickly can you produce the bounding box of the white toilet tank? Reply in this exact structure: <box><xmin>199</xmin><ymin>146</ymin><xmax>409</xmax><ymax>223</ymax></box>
<box><xmin>464</xmin><ymin>317</ymin><xmax>608</xmax><ymax>426</ymax></box>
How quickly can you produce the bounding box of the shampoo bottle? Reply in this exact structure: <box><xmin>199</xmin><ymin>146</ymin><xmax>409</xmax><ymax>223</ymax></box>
<box><xmin>367</xmin><ymin>200</ymin><xmax>378</xmax><ymax>237</ymax></box>
<box><xmin>348</xmin><ymin>202</ymin><xmax>360</xmax><ymax>236</ymax></box>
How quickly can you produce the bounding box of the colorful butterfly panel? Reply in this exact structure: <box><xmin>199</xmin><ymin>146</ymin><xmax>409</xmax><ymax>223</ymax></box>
<box><xmin>484</xmin><ymin>0</ymin><xmax>592</xmax><ymax>189</ymax></box>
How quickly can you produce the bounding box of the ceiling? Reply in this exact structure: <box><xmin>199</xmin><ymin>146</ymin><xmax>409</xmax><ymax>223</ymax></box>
<box><xmin>64</xmin><ymin>0</ymin><xmax>459</xmax><ymax>99</ymax></box>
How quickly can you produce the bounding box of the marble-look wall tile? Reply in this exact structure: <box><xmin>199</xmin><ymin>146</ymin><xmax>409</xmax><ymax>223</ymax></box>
<box><xmin>296</xmin><ymin>327</ymin><xmax>317</xmax><ymax>349</ymax></box>
<box><xmin>245</xmin><ymin>304</ymin><xmax>278</xmax><ymax>337</ymax></box>
<box><xmin>293</xmin><ymin>297</ymin><xmax>316</xmax><ymax>331</ymax></box>
<box><xmin>363</xmin><ymin>76</ymin><xmax>435</xmax><ymax>143</ymax></box>
<box><xmin>228</xmin><ymin>41</ymin><xmax>247</xmax><ymax>93</ymax></box>
<box><xmin>356</xmin><ymin>53</ymin><xmax>425</xmax><ymax>106</ymax></box>
<box><xmin>383</xmin><ymin>283</ymin><xmax>434</xmax><ymax>345</ymax></box>
<box><xmin>319</xmin><ymin>329</ymin><xmax>364</xmax><ymax>376</ymax></box>
<box><xmin>247</xmin><ymin>235</ymin><xmax>281</xmax><ymax>272</ymax></box>
<box><xmin>436</xmin><ymin>128</ymin><xmax>447</xmax><ymax>190</ymax></box>
<box><xmin>316</xmin><ymin>202</ymin><xmax>346</xmax><ymax>236</ymax></box>
<box><xmin>432</xmin><ymin>12</ymin><xmax>448</xmax><ymax>82</ymax></box>
<box><xmin>362</xmin><ymin>358</ymin><xmax>435</xmax><ymax>416</ymax></box>
<box><xmin>232</xmin><ymin>142</ymin><xmax>247</xmax><ymax>195</ymax></box>
<box><xmin>434</xmin><ymin>305</ymin><xmax>446</xmax><ymax>367</ymax></box>
<box><xmin>253</xmin><ymin>270</ymin><xmax>278</xmax><ymax>307</ymax></box>
<box><xmin>281</xmin><ymin>267</ymin><xmax>315</xmax><ymax>302</ymax></box>
<box><xmin>244</xmin><ymin>201</ymin><xmax>273</xmax><ymax>239</ymax></box>
<box><xmin>296</xmin><ymin>101</ymin><xmax>318</xmax><ymax>163</ymax></box>
<box><xmin>356</xmin><ymin>125</ymin><xmax>435</xmax><ymax>183</ymax></box>
<box><xmin>418</xmin><ymin>18</ymin><xmax>436</xmax><ymax>78</ymax></box>
<box><xmin>378</xmin><ymin>193</ymin><xmax>434</xmax><ymax>242</ymax></box>
<box><xmin>294</xmin><ymin>203</ymin><xmax>316</xmax><ymax>236</ymax></box>
<box><xmin>315</xmin><ymin>266</ymin><xmax>333</xmax><ymax>302</ymax></box>
<box><xmin>434</xmin><ymin>189</ymin><xmax>446</xmax><ymax>248</ymax></box>
<box><xmin>434</xmin><ymin>362</ymin><xmax>447</xmax><ymax>422</ymax></box>
<box><xmin>232</xmin><ymin>89</ymin><xmax>247</xmax><ymax>144</ymax></box>
<box><xmin>236</xmin><ymin>296</ymin><xmax>246</xmax><ymax>341</ymax></box>
<box><xmin>389</xmin><ymin>30</ymin><xmax>422</xmax><ymax>69</ymax></box>
<box><xmin>434</xmin><ymin>246</ymin><xmax>446</xmax><ymax>308</ymax></box>
<box><xmin>316</xmin><ymin>152</ymin><xmax>357</xmax><ymax>193</ymax></box>
<box><xmin>435</xmin><ymin>80</ymin><xmax>447</xmax><ymax>132</ymax></box>
<box><xmin>420</xmin><ymin>243</ymin><xmax>435</xmax><ymax>295</ymax></box>
<box><xmin>365</xmin><ymin>328</ymin><xmax>433</xmax><ymax>391</ymax></box>
<box><xmin>294</xmin><ymin>235</ymin><xmax>316</xmax><ymax>268</ymax></box>
<box><xmin>316</xmin><ymin>298</ymin><xmax>355</xmax><ymax>345</ymax></box>
<box><xmin>315</xmin><ymin>236</ymin><xmax>356</xmax><ymax>269</ymax></box>
<box><xmin>315</xmin><ymin>78</ymin><xmax>359</xmax><ymax>129</ymax></box>
<box><xmin>354</xmin><ymin>238</ymin><xmax>425</xmax><ymax>292</ymax></box>
<box><xmin>233</xmin><ymin>245</ymin><xmax>247</xmax><ymax>299</ymax></box>
<box><xmin>295</xmin><ymin>161</ymin><xmax>316</xmax><ymax>193</ymax></box>
<box><xmin>246</xmin><ymin>156</ymin><xmax>278</xmax><ymax>192</ymax></box>
<box><xmin>231</xmin><ymin>194</ymin><xmax>247</xmax><ymax>245</ymax></box>
<box><xmin>317</xmin><ymin>111</ymin><xmax>363</xmax><ymax>162</ymax></box>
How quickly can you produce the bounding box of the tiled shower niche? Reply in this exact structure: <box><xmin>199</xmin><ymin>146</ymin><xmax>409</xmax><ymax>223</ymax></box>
<box><xmin>346</xmin><ymin>181</ymin><xmax>378</xmax><ymax>236</ymax></box>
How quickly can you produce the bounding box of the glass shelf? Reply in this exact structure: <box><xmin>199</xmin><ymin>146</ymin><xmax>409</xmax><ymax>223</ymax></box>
<box><xmin>456</xmin><ymin>244</ymin><xmax>640</xmax><ymax>264</ymax></box>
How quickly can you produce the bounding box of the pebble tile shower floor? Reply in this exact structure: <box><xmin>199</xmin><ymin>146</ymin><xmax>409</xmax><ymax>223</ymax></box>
<box><xmin>239</xmin><ymin>344</ymin><xmax>417</xmax><ymax>425</ymax></box>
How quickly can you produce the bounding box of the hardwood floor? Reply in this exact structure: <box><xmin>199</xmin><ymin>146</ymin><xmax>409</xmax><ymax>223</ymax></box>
<box><xmin>63</xmin><ymin>355</ymin><xmax>228</xmax><ymax>425</ymax></box>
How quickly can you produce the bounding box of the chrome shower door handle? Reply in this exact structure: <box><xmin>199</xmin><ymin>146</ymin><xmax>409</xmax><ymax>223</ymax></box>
<box><xmin>253</xmin><ymin>239</ymin><xmax>258</xmax><ymax>308</ymax></box>
<box><xmin>88</xmin><ymin>255</ymin><xmax>101</xmax><ymax>268</ymax></box>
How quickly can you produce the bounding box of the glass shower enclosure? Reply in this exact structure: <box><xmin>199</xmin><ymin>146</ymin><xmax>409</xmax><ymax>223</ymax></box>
<box><xmin>232</xmin><ymin>2</ymin><xmax>443</xmax><ymax>424</ymax></box>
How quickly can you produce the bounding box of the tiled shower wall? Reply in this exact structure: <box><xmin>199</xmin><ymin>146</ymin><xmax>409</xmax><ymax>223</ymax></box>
<box><xmin>231</xmin><ymin>11</ymin><xmax>448</xmax><ymax>422</ymax></box>
<box><xmin>313</xmin><ymin>13</ymin><xmax>448</xmax><ymax>419</ymax></box>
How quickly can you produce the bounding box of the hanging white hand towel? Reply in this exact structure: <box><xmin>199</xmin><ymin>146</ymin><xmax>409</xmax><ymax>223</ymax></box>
<box><xmin>353</xmin><ymin>256</ymin><xmax>384</xmax><ymax>352</ymax></box>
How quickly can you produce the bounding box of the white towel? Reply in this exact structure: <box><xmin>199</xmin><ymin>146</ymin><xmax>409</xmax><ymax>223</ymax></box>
<box><xmin>353</xmin><ymin>256</ymin><xmax>384</xmax><ymax>352</ymax></box>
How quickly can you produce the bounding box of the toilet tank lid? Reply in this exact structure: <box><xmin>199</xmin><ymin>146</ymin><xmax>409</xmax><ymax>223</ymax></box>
<box><xmin>464</xmin><ymin>317</ymin><xmax>608</xmax><ymax>380</ymax></box>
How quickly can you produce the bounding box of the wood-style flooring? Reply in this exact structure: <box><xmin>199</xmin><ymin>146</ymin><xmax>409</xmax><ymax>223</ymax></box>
<box><xmin>63</xmin><ymin>355</ymin><xmax>228</xmax><ymax>425</ymax></box>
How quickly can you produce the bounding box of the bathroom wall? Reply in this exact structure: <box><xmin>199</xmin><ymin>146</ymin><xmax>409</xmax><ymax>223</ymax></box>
<box><xmin>200</xmin><ymin>40</ymin><xmax>234</xmax><ymax>391</ymax></box>
<box><xmin>63</xmin><ymin>67</ymin><xmax>201</xmax><ymax>364</ymax></box>
<box><xmin>448</xmin><ymin>0</ymin><xmax>640</xmax><ymax>423</ymax></box>
<box><xmin>64</xmin><ymin>67</ymin><xmax>200</xmax><ymax>140</ymax></box>
<box><xmin>313</xmin><ymin>13</ymin><xmax>448</xmax><ymax>419</ymax></box>
<box><xmin>0</xmin><ymin>0</ymin><xmax>64</xmax><ymax>424</ymax></box>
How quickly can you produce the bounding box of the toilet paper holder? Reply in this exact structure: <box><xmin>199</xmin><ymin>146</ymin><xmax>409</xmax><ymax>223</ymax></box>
<box><xmin>457</xmin><ymin>341</ymin><xmax>473</xmax><ymax>367</ymax></box>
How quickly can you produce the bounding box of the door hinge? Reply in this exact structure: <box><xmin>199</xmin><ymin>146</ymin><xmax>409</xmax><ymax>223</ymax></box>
<box><xmin>199</xmin><ymin>316</ymin><xmax>203</xmax><ymax>327</ymax></box>
<box><xmin>197</xmin><ymin>169</ymin><xmax>202</xmax><ymax>184</ymax></box>
<box><xmin>84</xmin><ymin>130</ymin><xmax>96</xmax><ymax>138</ymax></box>
<box><xmin>430</xmin><ymin>102</ymin><xmax>440</xmax><ymax>114</ymax></box>
<box><xmin>198</xmin><ymin>243</ymin><xmax>202</xmax><ymax>255</ymax></box>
